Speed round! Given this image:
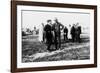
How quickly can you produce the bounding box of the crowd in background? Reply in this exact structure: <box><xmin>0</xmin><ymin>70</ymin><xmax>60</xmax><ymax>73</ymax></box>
<box><xmin>22</xmin><ymin>18</ymin><xmax>82</xmax><ymax>52</ymax></box>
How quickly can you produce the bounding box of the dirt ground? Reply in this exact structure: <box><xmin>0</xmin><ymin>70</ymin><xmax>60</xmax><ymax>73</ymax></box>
<box><xmin>22</xmin><ymin>34</ymin><xmax>90</xmax><ymax>63</ymax></box>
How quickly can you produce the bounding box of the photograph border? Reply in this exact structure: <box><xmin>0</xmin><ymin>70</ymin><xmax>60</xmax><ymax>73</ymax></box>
<box><xmin>11</xmin><ymin>1</ymin><xmax>97</xmax><ymax>72</ymax></box>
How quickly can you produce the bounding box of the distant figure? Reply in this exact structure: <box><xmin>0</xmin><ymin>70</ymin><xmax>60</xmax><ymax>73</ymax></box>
<box><xmin>68</xmin><ymin>24</ymin><xmax>72</xmax><ymax>39</ymax></box>
<box><xmin>75</xmin><ymin>23</ymin><xmax>81</xmax><ymax>42</ymax></box>
<box><xmin>71</xmin><ymin>24</ymin><xmax>75</xmax><ymax>42</ymax></box>
<box><xmin>41</xmin><ymin>23</ymin><xmax>45</xmax><ymax>42</ymax></box>
<box><xmin>39</xmin><ymin>23</ymin><xmax>44</xmax><ymax>42</ymax></box>
<box><xmin>33</xmin><ymin>26</ymin><xmax>37</xmax><ymax>35</ymax></box>
<box><xmin>63</xmin><ymin>26</ymin><xmax>68</xmax><ymax>41</ymax></box>
<box><xmin>52</xmin><ymin>18</ymin><xmax>64</xmax><ymax>50</ymax></box>
<box><xmin>44</xmin><ymin>20</ymin><xmax>53</xmax><ymax>52</ymax></box>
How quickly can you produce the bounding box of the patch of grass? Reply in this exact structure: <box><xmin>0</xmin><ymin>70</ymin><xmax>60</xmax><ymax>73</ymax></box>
<box><xmin>31</xmin><ymin>46</ymin><xmax>90</xmax><ymax>62</ymax></box>
<box><xmin>22</xmin><ymin>36</ymin><xmax>90</xmax><ymax>63</ymax></box>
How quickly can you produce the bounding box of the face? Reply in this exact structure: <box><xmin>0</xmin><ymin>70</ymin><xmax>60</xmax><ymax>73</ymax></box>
<box><xmin>69</xmin><ymin>24</ymin><xmax>71</xmax><ymax>27</ymax></box>
<box><xmin>76</xmin><ymin>23</ymin><xmax>79</xmax><ymax>26</ymax></box>
<box><xmin>54</xmin><ymin>19</ymin><xmax>58</xmax><ymax>22</ymax></box>
<box><xmin>48</xmin><ymin>21</ymin><xmax>52</xmax><ymax>25</ymax></box>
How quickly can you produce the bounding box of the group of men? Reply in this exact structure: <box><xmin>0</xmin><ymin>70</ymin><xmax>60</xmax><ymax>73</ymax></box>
<box><xmin>63</xmin><ymin>23</ymin><xmax>82</xmax><ymax>43</ymax></box>
<box><xmin>44</xmin><ymin>18</ymin><xmax>64</xmax><ymax>52</ymax></box>
<box><xmin>43</xmin><ymin>18</ymin><xmax>81</xmax><ymax>52</ymax></box>
<box><xmin>70</xmin><ymin>23</ymin><xmax>81</xmax><ymax>43</ymax></box>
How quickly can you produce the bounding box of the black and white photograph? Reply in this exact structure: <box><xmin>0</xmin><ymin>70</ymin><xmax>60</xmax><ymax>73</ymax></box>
<box><xmin>17</xmin><ymin>5</ymin><xmax>95</xmax><ymax>68</ymax></box>
<box><xmin>22</xmin><ymin>10</ymin><xmax>90</xmax><ymax>63</ymax></box>
<box><xmin>11</xmin><ymin>1</ymin><xmax>97</xmax><ymax>72</ymax></box>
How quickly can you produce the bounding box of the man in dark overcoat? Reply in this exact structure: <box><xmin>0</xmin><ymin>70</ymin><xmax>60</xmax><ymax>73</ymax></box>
<box><xmin>63</xmin><ymin>26</ymin><xmax>68</xmax><ymax>41</ymax></box>
<box><xmin>71</xmin><ymin>24</ymin><xmax>76</xmax><ymax>42</ymax></box>
<box><xmin>44</xmin><ymin>20</ymin><xmax>53</xmax><ymax>52</ymax></box>
<box><xmin>75</xmin><ymin>23</ymin><xmax>81</xmax><ymax>42</ymax></box>
<box><xmin>52</xmin><ymin>18</ymin><xmax>64</xmax><ymax>50</ymax></box>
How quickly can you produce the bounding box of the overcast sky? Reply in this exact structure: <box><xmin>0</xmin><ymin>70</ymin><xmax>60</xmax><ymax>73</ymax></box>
<box><xmin>22</xmin><ymin>10</ymin><xmax>90</xmax><ymax>33</ymax></box>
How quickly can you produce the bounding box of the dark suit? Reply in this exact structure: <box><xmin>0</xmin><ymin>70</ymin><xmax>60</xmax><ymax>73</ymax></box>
<box><xmin>52</xmin><ymin>21</ymin><xmax>64</xmax><ymax>49</ymax></box>
<box><xmin>63</xmin><ymin>27</ymin><xmax>68</xmax><ymax>41</ymax></box>
<box><xmin>76</xmin><ymin>26</ymin><xmax>81</xmax><ymax>42</ymax></box>
<box><xmin>44</xmin><ymin>24</ymin><xmax>53</xmax><ymax>51</ymax></box>
<box><xmin>71</xmin><ymin>26</ymin><xmax>75</xmax><ymax>42</ymax></box>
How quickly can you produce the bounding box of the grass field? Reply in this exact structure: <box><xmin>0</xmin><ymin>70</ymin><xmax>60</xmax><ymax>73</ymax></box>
<box><xmin>22</xmin><ymin>34</ymin><xmax>90</xmax><ymax>63</ymax></box>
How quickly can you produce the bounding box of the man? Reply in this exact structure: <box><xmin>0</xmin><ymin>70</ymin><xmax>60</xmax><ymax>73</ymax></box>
<box><xmin>41</xmin><ymin>23</ymin><xmax>45</xmax><ymax>43</ymax></box>
<box><xmin>77</xmin><ymin>26</ymin><xmax>81</xmax><ymax>42</ymax></box>
<box><xmin>63</xmin><ymin>26</ymin><xmax>68</xmax><ymax>41</ymax></box>
<box><xmin>52</xmin><ymin>18</ymin><xmax>64</xmax><ymax>50</ymax></box>
<box><xmin>33</xmin><ymin>26</ymin><xmax>36</xmax><ymax>35</ymax></box>
<box><xmin>39</xmin><ymin>23</ymin><xmax>44</xmax><ymax>42</ymax></box>
<box><xmin>71</xmin><ymin>24</ymin><xmax>76</xmax><ymax>42</ymax></box>
<box><xmin>75</xmin><ymin>23</ymin><xmax>81</xmax><ymax>42</ymax></box>
<box><xmin>44</xmin><ymin>20</ymin><xmax>53</xmax><ymax>52</ymax></box>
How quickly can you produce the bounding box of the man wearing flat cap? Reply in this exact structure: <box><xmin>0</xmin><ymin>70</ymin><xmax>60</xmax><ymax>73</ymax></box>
<box><xmin>44</xmin><ymin>19</ymin><xmax>53</xmax><ymax>52</ymax></box>
<box><xmin>52</xmin><ymin>18</ymin><xmax>64</xmax><ymax>50</ymax></box>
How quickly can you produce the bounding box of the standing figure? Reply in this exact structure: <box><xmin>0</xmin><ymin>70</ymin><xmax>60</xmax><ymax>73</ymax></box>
<box><xmin>44</xmin><ymin>20</ymin><xmax>53</xmax><ymax>52</ymax></box>
<box><xmin>75</xmin><ymin>23</ymin><xmax>81</xmax><ymax>42</ymax></box>
<box><xmin>63</xmin><ymin>26</ymin><xmax>68</xmax><ymax>41</ymax></box>
<box><xmin>39</xmin><ymin>23</ymin><xmax>44</xmax><ymax>42</ymax></box>
<box><xmin>33</xmin><ymin>26</ymin><xmax>37</xmax><ymax>35</ymax></box>
<box><xmin>68</xmin><ymin>24</ymin><xmax>72</xmax><ymax>40</ymax></box>
<box><xmin>41</xmin><ymin>23</ymin><xmax>45</xmax><ymax>43</ymax></box>
<box><xmin>71</xmin><ymin>24</ymin><xmax>76</xmax><ymax>42</ymax></box>
<box><xmin>52</xmin><ymin>18</ymin><xmax>64</xmax><ymax>50</ymax></box>
<box><xmin>78</xmin><ymin>26</ymin><xmax>81</xmax><ymax>42</ymax></box>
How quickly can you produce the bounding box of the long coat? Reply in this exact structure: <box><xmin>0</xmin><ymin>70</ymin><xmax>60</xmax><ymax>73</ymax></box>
<box><xmin>52</xmin><ymin>21</ymin><xmax>64</xmax><ymax>48</ymax></box>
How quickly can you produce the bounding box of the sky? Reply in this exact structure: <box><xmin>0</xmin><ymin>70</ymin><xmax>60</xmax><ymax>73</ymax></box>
<box><xmin>22</xmin><ymin>10</ymin><xmax>90</xmax><ymax>33</ymax></box>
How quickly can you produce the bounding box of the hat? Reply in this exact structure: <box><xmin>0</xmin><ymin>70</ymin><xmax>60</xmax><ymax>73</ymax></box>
<box><xmin>47</xmin><ymin>19</ymin><xmax>51</xmax><ymax>22</ymax></box>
